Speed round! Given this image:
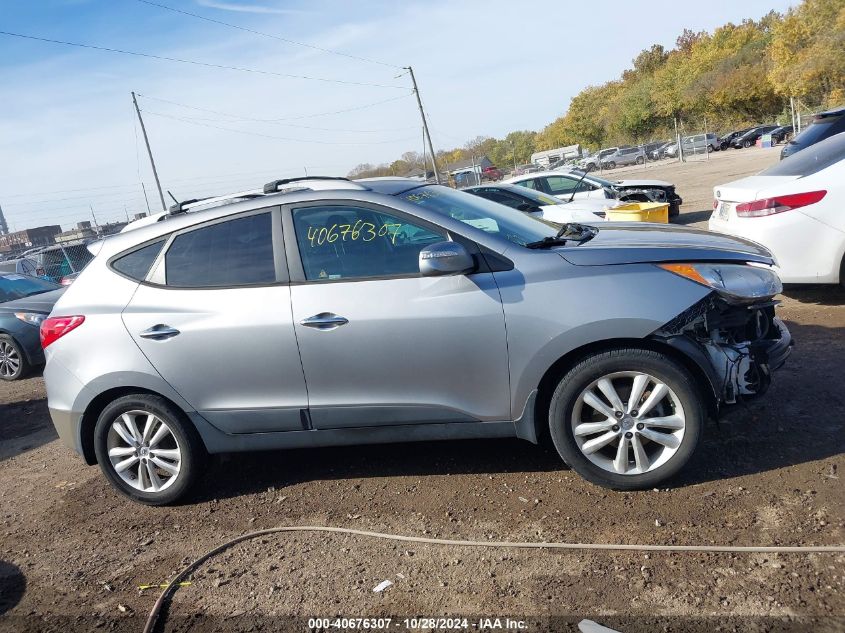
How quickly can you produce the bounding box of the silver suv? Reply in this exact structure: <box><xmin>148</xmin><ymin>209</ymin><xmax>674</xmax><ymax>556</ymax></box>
<box><xmin>43</xmin><ymin>177</ymin><xmax>792</xmax><ymax>504</ymax></box>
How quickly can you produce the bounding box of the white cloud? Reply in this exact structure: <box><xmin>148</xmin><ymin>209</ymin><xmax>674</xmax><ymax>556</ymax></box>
<box><xmin>195</xmin><ymin>0</ymin><xmax>309</xmax><ymax>15</ymax></box>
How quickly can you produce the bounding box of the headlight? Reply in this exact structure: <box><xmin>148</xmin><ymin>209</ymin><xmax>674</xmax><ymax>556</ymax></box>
<box><xmin>14</xmin><ymin>312</ymin><xmax>47</xmax><ymax>327</ymax></box>
<box><xmin>658</xmin><ymin>263</ymin><xmax>782</xmax><ymax>302</ymax></box>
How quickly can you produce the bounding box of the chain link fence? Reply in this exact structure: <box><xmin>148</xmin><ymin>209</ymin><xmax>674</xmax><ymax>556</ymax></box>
<box><xmin>0</xmin><ymin>241</ymin><xmax>94</xmax><ymax>285</ymax></box>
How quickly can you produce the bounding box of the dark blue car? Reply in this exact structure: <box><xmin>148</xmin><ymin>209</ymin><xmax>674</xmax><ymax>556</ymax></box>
<box><xmin>0</xmin><ymin>274</ymin><xmax>64</xmax><ymax>381</ymax></box>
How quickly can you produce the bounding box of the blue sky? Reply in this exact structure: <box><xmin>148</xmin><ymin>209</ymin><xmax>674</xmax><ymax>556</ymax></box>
<box><xmin>1</xmin><ymin>0</ymin><xmax>795</xmax><ymax>231</ymax></box>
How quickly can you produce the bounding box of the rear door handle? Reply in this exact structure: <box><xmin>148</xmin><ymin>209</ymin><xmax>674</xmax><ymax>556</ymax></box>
<box><xmin>300</xmin><ymin>313</ymin><xmax>349</xmax><ymax>331</ymax></box>
<box><xmin>139</xmin><ymin>325</ymin><xmax>181</xmax><ymax>340</ymax></box>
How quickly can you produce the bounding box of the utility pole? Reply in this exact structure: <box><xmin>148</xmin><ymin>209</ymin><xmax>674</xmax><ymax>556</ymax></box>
<box><xmin>405</xmin><ymin>66</ymin><xmax>440</xmax><ymax>184</ymax></box>
<box><xmin>132</xmin><ymin>92</ymin><xmax>167</xmax><ymax>211</ymax></box>
<box><xmin>90</xmin><ymin>204</ymin><xmax>101</xmax><ymax>237</ymax></box>
<box><xmin>140</xmin><ymin>182</ymin><xmax>152</xmax><ymax>216</ymax></box>
<box><xmin>0</xmin><ymin>203</ymin><xmax>8</xmax><ymax>236</ymax></box>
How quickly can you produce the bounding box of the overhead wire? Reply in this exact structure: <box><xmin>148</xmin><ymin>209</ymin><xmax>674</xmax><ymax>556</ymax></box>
<box><xmin>133</xmin><ymin>0</ymin><xmax>402</xmax><ymax>70</ymax></box>
<box><xmin>0</xmin><ymin>30</ymin><xmax>406</xmax><ymax>89</ymax></box>
<box><xmin>134</xmin><ymin>94</ymin><xmax>417</xmax><ymax>132</ymax></box>
<box><xmin>136</xmin><ymin>91</ymin><xmax>414</xmax><ymax>122</ymax></box>
<box><xmin>142</xmin><ymin>109</ymin><xmax>421</xmax><ymax>145</ymax></box>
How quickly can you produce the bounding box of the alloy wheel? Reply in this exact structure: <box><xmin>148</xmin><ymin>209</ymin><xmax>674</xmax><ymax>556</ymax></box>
<box><xmin>106</xmin><ymin>410</ymin><xmax>182</xmax><ymax>492</ymax></box>
<box><xmin>570</xmin><ymin>371</ymin><xmax>686</xmax><ymax>475</ymax></box>
<box><xmin>0</xmin><ymin>341</ymin><xmax>21</xmax><ymax>379</ymax></box>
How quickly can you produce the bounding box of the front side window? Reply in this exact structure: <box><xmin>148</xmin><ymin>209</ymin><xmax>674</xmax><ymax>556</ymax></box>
<box><xmin>292</xmin><ymin>205</ymin><xmax>444</xmax><ymax>281</ymax></box>
<box><xmin>165</xmin><ymin>212</ymin><xmax>275</xmax><ymax>287</ymax></box>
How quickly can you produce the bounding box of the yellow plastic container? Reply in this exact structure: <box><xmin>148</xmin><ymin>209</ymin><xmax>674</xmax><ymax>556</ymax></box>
<box><xmin>606</xmin><ymin>202</ymin><xmax>669</xmax><ymax>224</ymax></box>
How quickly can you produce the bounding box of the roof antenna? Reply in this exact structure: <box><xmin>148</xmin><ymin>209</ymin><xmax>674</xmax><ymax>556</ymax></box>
<box><xmin>167</xmin><ymin>190</ymin><xmax>179</xmax><ymax>205</ymax></box>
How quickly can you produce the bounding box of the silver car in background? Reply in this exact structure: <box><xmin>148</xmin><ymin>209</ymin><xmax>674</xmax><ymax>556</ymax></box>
<box><xmin>43</xmin><ymin>177</ymin><xmax>791</xmax><ymax>504</ymax></box>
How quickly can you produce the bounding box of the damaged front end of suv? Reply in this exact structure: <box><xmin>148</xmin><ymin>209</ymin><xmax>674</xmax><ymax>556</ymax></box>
<box><xmin>651</xmin><ymin>262</ymin><xmax>792</xmax><ymax>410</ymax></box>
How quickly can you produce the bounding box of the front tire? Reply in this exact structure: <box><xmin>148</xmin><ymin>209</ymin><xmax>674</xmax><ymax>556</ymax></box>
<box><xmin>607</xmin><ymin>161</ymin><xmax>616</xmax><ymax>169</ymax></box>
<box><xmin>635</xmin><ymin>156</ymin><xmax>644</xmax><ymax>165</ymax></box>
<box><xmin>548</xmin><ymin>348</ymin><xmax>703</xmax><ymax>490</ymax></box>
<box><xmin>0</xmin><ymin>335</ymin><xmax>30</xmax><ymax>381</ymax></box>
<box><xmin>93</xmin><ymin>394</ymin><xmax>206</xmax><ymax>505</ymax></box>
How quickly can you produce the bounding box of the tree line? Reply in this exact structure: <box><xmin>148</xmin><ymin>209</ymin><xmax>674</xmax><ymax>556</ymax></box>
<box><xmin>349</xmin><ymin>0</ymin><xmax>844</xmax><ymax>179</ymax></box>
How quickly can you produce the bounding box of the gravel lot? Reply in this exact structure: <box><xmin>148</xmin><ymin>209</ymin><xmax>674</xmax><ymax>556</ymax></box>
<box><xmin>1</xmin><ymin>147</ymin><xmax>843</xmax><ymax>632</ymax></box>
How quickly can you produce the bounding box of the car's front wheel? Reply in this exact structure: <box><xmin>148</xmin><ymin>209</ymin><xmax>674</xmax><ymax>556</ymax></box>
<box><xmin>0</xmin><ymin>335</ymin><xmax>29</xmax><ymax>381</ymax></box>
<box><xmin>635</xmin><ymin>156</ymin><xmax>644</xmax><ymax>165</ymax></box>
<box><xmin>606</xmin><ymin>161</ymin><xmax>616</xmax><ymax>169</ymax></box>
<box><xmin>93</xmin><ymin>394</ymin><xmax>206</xmax><ymax>505</ymax></box>
<box><xmin>549</xmin><ymin>348</ymin><xmax>703</xmax><ymax>490</ymax></box>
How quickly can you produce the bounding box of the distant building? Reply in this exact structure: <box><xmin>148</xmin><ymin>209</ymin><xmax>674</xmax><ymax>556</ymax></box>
<box><xmin>55</xmin><ymin>221</ymin><xmax>97</xmax><ymax>244</ymax></box>
<box><xmin>0</xmin><ymin>225</ymin><xmax>61</xmax><ymax>256</ymax></box>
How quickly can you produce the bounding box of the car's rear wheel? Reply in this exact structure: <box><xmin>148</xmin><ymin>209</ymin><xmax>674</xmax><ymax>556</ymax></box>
<box><xmin>0</xmin><ymin>335</ymin><xmax>29</xmax><ymax>381</ymax></box>
<box><xmin>743</xmin><ymin>140</ymin><xmax>752</xmax><ymax>148</ymax></box>
<box><xmin>607</xmin><ymin>161</ymin><xmax>616</xmax><ymax>169</ymax></box>
<box><xmin>636</xmin><ymin>156</ymin><xmax>644</xmax><ymax>165</ymax></box>
<box><xmin>93</xmin><ymin>394</ymin><xmax>205</xmax><ymax>505</ymax></box>
<box><xmin>548</xmin><ymin>348</ymin><xmax>703</xmax><ymax>490</ymax></box>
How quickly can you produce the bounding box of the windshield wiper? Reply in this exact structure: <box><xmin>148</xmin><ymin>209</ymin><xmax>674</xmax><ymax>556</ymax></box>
<box><xmin>525</xmin><ymin>223</ymin><xmax>598</xmax><ymax>249</ymax></box>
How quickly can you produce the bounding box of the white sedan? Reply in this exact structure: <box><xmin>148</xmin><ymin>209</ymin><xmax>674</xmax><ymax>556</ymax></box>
<box><xmin>709</xmin><ymin>132</ymin><xmax>845</xmax><ymax>286</ymax></box>
<box><xmin>463</xmin><ymin>183</ymin><xmax>614</xmax><ymax>224</ymax></box>
<box><xmin>504</xmin><ymin>169</ymin><xmax>682</xmax><ymax>216</ymax></box>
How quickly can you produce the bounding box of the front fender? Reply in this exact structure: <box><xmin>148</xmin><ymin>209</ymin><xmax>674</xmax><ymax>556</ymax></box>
<box><xmin>494</xmin><ymin>258</ymin><xmax>712</xmax><ymax>419</ymax></box>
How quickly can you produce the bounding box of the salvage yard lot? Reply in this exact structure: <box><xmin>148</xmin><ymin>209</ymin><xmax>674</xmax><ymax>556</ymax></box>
<box><xmin>1</xmin><ymin>149</ymin><xmax>844</xmax><ymax>632</ymax></box>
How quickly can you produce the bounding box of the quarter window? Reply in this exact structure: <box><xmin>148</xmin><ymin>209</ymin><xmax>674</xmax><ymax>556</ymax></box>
<box><xmin>112</xmin><ymin>239</ymin><xmax>165</xmax><ymax>281</ymax></box>
<box><xmin>164</xmin><ymin>212</ymin><xmax>275</xmax><ymax>287</ymax></box>
<box><xmin>292</xmin><ymin>205</ymin><xmax>444</xmax><ymax>281</ymax></box>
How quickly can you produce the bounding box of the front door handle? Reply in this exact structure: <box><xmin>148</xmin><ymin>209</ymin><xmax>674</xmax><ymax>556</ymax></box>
<box><xmin>139</xmin><ymin>325</ymin><xmax>181</xmax><ymax>340</ymax></box>
<box><xmin>300</xmin><ymin>313</ymin><xmax>349</xmax><ymax>331</ymax></box>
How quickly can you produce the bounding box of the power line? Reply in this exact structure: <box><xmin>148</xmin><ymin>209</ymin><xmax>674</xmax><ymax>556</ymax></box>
<box><xmin>134</xmin><ymin>0</ymin><xmax>402</xmax><ymax>70</ymax></box>
<box><xmin>137</xmin><ymin>91</ymin><xmax>414</xmax><ymax>122</ymax></box>
<box><xmin>135</xmin><ymin>94</ymin><xmax>417</xmax><ymax>133</ymax></box>
<box><xmin>142</xmin><ymin>110</ymin><xmax>420</xmax><ymax>145</ymax></box>
<box><xmin>0</xmin><ymin>30</ymin><xmax>405</xmax><ymax>89</ymax></box>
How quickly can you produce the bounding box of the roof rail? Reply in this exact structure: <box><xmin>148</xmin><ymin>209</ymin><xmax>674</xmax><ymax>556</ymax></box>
<box><xmin>168</xmin><ymin>189</ymin><xmax>265</xmax><ymax>215</ymax></box>
<box><xmin>263</xmin><ymin>176</ymin><xmax>353</xmax><ymax>194</ymax></box>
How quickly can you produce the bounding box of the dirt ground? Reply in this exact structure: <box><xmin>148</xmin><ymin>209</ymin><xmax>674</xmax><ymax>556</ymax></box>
<box><xmin>1</xmin><ymin>148</ymin><xmax>844</xmax><ymax>633</ymax></box>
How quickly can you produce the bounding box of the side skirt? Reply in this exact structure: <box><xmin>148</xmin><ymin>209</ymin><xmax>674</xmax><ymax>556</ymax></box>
<box><xmin>188</xmin><ymin>414</ymin><xmax>519</xmax><ymax>455</ymax></box>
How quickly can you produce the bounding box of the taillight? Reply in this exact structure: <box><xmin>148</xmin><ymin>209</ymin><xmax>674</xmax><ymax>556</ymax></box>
<box><xmin>40</xmin><ymin>316</ymin><xmax>85</xmax><ymax>349</ymax></box>
<box><xmin>60</xmin><ymin>277</ymin><xmax>73</xmax><ymax>286</ymax></box>
<box><xmin>735</xmin><ymin>190</ymin><xmax>826</xmax><ymax>218</ymax></box>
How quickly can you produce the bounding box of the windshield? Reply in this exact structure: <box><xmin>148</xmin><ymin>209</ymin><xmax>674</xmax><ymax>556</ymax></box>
<box><xmin>569</xmin><ymin>170</ymin><xmax>614</xmax><ymax>188</ymax></box>
<box><xmin>399</xmin><ymin>185</ymin><xmax>557</xmax><ymax>247</ymax></box>
<box><xmin>0</xmin><ymin>274</ymin><xmax>59</xmax><ymax>303</ymax></box>
<box><xmin>496</xmin><ymin>186</ymin><xmax>560</xmax><ymax>206</ymax></box>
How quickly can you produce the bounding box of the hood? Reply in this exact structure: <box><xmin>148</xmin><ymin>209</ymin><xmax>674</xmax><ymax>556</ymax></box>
<box><xmin>614</xmin><ymin>179</ymin><xmax>673</xmax><ymax>188</ymax></box>
<box><xmin>557</xmin><ymin>223</ymin><xmax>773</xmax><ymax>266</ymax></box>
<box><xmin>0</xmin><ymin>288</ymin><xmax>65</xmax><ymax>313</ymax></box>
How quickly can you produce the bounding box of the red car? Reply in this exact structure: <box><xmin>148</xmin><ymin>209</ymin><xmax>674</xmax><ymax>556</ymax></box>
<box><xmin>482</xmin><ymin>166</ymin><xmax>504</xmax><ymax>181</ymax></box>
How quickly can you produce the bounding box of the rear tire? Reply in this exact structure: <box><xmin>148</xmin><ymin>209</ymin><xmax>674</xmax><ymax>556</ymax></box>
<box><xmin>548</xmin><ymin>348</ymin><xmax>703</xmax><ymax>490</ymax></box>
<box><xmin>636</xmin><ymin>156</ymin><xmax>644</xmax><ymax>165</ymax></box>
<box><xmin>0</xmin><ymin>335</ymin><xmax>30</xmax><ymax>381</ymax></box>
<box><xmin>607</xmin><ymin>161</ymin><xmax>616</xmax><ymax>169</ymax></box>
<box><xmin>743</xmin><ymin>140</ymin><xmax>752</xmax><ymax>148</ymax></box>
<box><xmin>94</xmin><ymin>394</ymin><xmax>206</xmax><ymax>505</ymax></box>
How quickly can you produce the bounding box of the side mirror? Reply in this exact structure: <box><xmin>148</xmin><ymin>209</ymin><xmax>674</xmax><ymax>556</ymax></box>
<box><xmin>419</xmin><ymin>241</ymin><xmax>475</xmax><ymax>277</ymax></box>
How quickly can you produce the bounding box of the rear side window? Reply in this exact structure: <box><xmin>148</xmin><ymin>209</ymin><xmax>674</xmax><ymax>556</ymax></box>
<box><xmin>789</xmin><ymin>115</ymin><xmax>844</xmax><ymax>149</ymax></box>
<box><xmin>165</xmin><ymin>212</ymin><xmax>275</xmax><ymax>287</ymax></box>
<box><xmin>763</xmin><ymin>132</ymin><xmax>845</xmax><ymax>177</ymax></box>
<box><xmin>112</xmin><ymin>240</ymin><xmax>164</xmax><ymax>281</ymax></box>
